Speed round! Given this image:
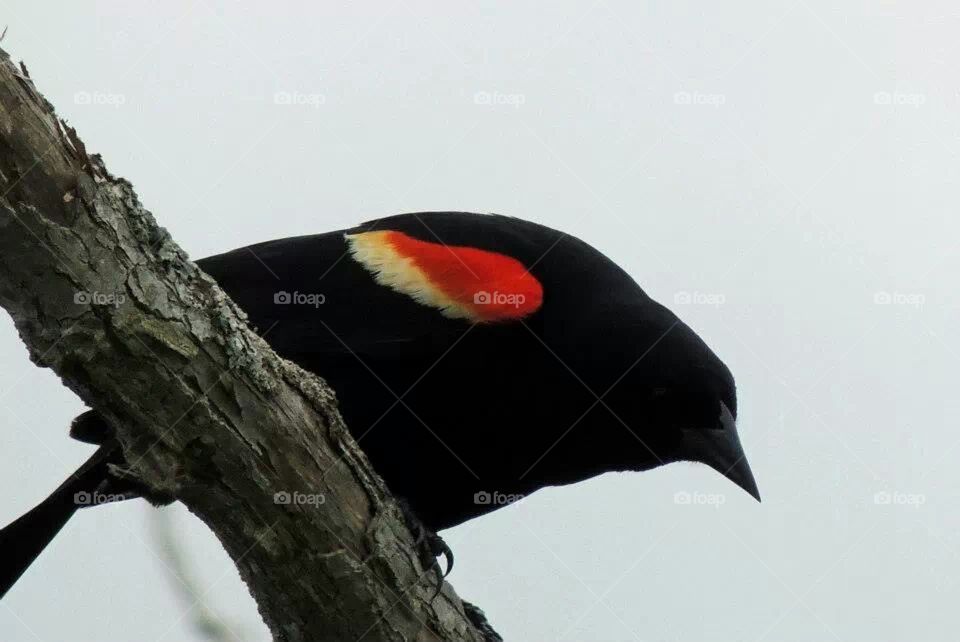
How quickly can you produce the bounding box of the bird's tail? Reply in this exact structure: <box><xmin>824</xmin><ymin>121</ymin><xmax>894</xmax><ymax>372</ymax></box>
<box><xmin>0</xmin><ymin>442</ymin><xmax>128</xmax><ymax>599</ymax></box>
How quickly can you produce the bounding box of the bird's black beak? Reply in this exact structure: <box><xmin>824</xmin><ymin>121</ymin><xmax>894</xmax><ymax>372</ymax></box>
<box><xmin>682</xmin><ymin>402</ymin><xmax>761</xmax><ymax>502</ymax></box>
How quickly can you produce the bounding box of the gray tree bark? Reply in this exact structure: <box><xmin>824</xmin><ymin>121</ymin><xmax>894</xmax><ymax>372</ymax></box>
<box><xmin>0</xmin><ymin>46</ymin><xmax>500</xmax><ymax>642</ymax></box>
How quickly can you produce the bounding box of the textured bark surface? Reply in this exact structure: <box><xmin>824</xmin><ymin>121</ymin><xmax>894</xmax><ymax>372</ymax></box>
<box><xmin>0</xmin><ymin>47</ymin><xmax>499</xmax><ymax>642</ymax></box>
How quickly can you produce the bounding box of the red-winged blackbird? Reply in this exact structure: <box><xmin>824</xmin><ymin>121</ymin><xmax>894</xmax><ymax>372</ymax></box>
<box><xmin>0</xmin><ymin>212</ymin><xmax>758</xmax><ymax>598</ymax></box>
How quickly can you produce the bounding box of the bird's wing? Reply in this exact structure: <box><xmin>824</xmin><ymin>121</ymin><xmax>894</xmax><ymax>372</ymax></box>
<box><xmin>195</xmin><ymin>213</ymin><xmax>545</xmax><ymax>361</ymax></box>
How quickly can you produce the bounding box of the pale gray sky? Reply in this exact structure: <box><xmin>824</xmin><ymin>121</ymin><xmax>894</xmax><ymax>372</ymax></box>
<box><xmin>1</xmin><ymin>2</ymin><xmax>957</xmax><ymax>641</ymax></box>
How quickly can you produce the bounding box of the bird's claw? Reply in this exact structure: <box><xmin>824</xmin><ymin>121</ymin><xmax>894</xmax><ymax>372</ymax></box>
<box><xmin>399</xmin><ymin>500</ymin><xmax>454</xmax><ymax>599</ymax></box>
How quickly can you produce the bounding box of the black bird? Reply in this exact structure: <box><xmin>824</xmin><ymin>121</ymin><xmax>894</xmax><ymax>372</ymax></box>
<box><xmin>0</xmin><ymin>212</ymin><xmax>759</xmax><ymax>598</ymax></box>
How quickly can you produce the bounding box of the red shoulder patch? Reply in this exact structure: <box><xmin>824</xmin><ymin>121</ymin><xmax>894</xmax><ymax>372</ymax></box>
<box><xmin>345</xmin><ymin>230</ymin><xmax>543</xmax><ymax>322</ymax></box>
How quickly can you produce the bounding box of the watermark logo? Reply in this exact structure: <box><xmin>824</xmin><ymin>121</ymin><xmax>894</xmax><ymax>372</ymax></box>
<box><xmin>674</xmin><ymin>91</ymin><xmax>726</xmax><ymax>108</ymax></box>
<box><xmin>274</xmin><ymin>90</ymin><xmax>326</xmax><ymax>108</ymax></box>
<box><xmin>274</xmin><ymin>291</ymin><xmax>326</xmax><ymax>307</ymax></box>
<box><xmin>74</xmin><ymin>491</ymin><xmax>126</xmax><ymax>506</ymax></box>
<box><xmin>674</xmin><ymin>491</ymin><xmax>726</xmax><ymax>508</ymax></box>
<box><xmin>74</xmin><ymin>91</ymin><xmax>126</xmax><ymax>108</ymax></box>
<box><xmin>474</xmin><ymin>91</ymin><xmax>526</xmax><ymax>109</ymax></box>
<box><xmin>74</xmin><ymin>290</ymin><xmax>126</xmax><ymax>307</ymax></box>
<box><xmin>873</xmin><ymin>490</ymin><xmax>925</xmax><ymax>507</ymax></box>
<box><xmin>273</xmin><ymin>491</ymin><xmax>326</xmax><ymax>506</ymax></box>
<box><xmin>873</xmin><ymin>291</ymin><xmax>925</xmax><ymax>308</ymax></box>
<box><xmin>473</xmin><ymin>490</ymin><xmax>524</xmax><ymax>506</ymax></box>
<box><xmin>473</xmin><ymin>290</ymin><xmax>526</xmax><ymax>308</ymax></box>
<box><xmin>673</xmin><ymin>291</ymin><xmax>725</xmax><ymax>307</ymax></box>
<box><xmin>873</xmin><ymin>91</ymin><xmax>926</xmax><ymax>108</ymax></box>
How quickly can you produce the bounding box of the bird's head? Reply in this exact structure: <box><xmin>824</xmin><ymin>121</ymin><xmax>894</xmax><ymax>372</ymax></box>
<box><xmin>596</xmin><ymin>314</ymin><xmax>761</xmax><ymax>502</ymax></box>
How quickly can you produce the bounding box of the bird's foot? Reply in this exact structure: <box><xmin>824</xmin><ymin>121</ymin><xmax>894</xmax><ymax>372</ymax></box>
<box><xmin>69</xmin><ymin>409</ymin><xmax>113</xmax><ymax>445</ymax></box>
<box><xmin>397</xmin><ymin>499</ymin><xmax>453</xmax><ymax>599</ymax></box>
<box><xmin>105</xmin><ymin>462</ymin><xmax>175</xmax><ymax>506</ymax></box>
<box><xmin>412</xmin><ymin>521</ymin><xmax>454</xmax><ymax>578</ymax></box>
<box><xmin>70</xmin><ymin>410</ymin><xmax>174</xmax><ymax>506</ymax></box>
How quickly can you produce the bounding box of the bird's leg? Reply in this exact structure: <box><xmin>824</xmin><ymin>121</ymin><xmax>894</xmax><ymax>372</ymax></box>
<box><xmin>396</xmin><ymin>498</ymin><xmax>453</xmax><ymax>598</ymax></box>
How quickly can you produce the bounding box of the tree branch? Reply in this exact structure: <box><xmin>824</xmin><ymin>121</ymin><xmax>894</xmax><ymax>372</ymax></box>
<box><xmin>0</xmin><ymin>46</ymin><xmax>499</xmax><ymax>642</ymax></box>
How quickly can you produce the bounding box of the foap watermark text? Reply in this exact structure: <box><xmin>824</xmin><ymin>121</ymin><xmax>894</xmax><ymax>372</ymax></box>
<box><xmin>274</xmin><ymin>491</ymin><xmax>326</xmax><ymax>506</ymax></box>
<box><xmin>275</xmin><ymin>291</ymin><xmax>326</xmax><ymax>307</ymax></box>
<box><xmin>74</xmin><ymin>290</ymin><xmax>126</xmax><ymax>307</ymax></box>
<box><xmin>674</xmin><ymin>491</ymin><xmax>726</xmax><ymax>508</ymax></box>
<box><xmin>474</xmin><ymin>491</ymin><xmax>524</xmax><ymax>506</ymax></box>
<box><xmin>473</xmin><ymin>290</ymin><xmax>526</xmax><ymax>308</ymax></box>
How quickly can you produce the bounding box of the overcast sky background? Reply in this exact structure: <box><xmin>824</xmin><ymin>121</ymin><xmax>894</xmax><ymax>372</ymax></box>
<box><xmin>0</xmin><ymin>2</ymin><xmax>957</xmax><ymax>641</ymax></box>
